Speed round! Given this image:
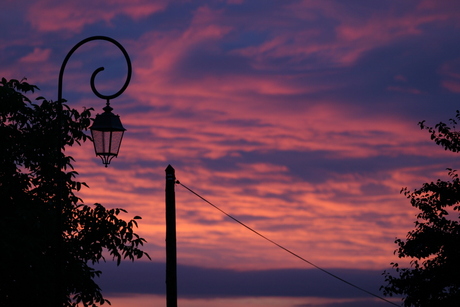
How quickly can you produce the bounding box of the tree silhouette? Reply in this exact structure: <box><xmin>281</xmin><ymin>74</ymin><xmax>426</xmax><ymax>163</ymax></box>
<box><xmin>0</xmin><ymin>78</ymin><xmax>150</xmax><ymax>307</ymax></box>
<box><xmin>381</xmin><ymin>112</ymin><xmax>460</xmax><ymax>306</ymax></box>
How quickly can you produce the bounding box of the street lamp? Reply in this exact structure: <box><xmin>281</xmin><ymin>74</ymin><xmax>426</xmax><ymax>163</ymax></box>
<box><xmin>54</xmin><ymin>35</ymin><xmax>131</xmax><ymax>307</ymax></box>
<box><xmin>58</xmin><ymin>36</ymin><xmax>178</xmax><ymax>307</ymax></box>
<box><xmin>58</xmin><ymin>35</ymin><xmax>131</xmax><ymax>167</ymax></box>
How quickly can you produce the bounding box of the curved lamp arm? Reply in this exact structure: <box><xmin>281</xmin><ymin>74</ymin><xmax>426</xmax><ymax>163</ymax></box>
<box><xmin>57</xmin><ymin>36</ymin><xmax>131</xmax><ymax>167</ymax></box>
<box><xmin>58</xmin><ymin>35</ymin><xmax>132</xmax><ymax>104</ymax></box>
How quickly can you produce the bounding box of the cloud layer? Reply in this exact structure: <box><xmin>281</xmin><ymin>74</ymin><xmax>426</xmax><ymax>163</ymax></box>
<box><xmin>2</xmin><ymin>0</ymin><xmax>460</xmax><ymax>306</ymax></box>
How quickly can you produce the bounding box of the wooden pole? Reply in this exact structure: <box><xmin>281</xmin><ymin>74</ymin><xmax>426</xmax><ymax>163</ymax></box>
<box><xmin>165</xmin><ymin>165</ymin><xmax>177</xmax><ymax>307</ymax></box>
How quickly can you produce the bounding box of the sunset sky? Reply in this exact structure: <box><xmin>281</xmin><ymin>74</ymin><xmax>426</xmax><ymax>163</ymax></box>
<box><xmin>2</xmin><ymin>0</ymin><xmax>460</xmax><ymax>306</ymax></box>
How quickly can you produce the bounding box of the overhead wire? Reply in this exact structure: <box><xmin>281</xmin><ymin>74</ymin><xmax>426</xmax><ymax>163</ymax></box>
<box><xmin>176</xmin><ymin>180</ymin><xmax>401</xmax><ymax>307</ymax></box>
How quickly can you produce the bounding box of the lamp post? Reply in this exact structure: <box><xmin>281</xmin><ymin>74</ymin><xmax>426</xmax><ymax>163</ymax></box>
<box><xmin>58</xmin><ymin>35</ymin><xmax>131</xmax><ymax>167</ymax></box>
<box><xmin>58</xmin><ymin>36</ymin><xmax>178</xmax><ymax>307</ymax></box>
<box><xmin>55</xmin><ymin>36</ymin><xmax>131</xmax><ymax>306</ymax></box>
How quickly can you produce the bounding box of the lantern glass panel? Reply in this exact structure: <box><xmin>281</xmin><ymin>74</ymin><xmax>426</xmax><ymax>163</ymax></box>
<box><xmin>91</xmin><ymin>130</ymin><xmax>124</xmax><ymax>156</ymax></box>
<box><xmin>109</xmin><ymin>130</ymin><xmax>124</xmax><ymax>155</ymax></box>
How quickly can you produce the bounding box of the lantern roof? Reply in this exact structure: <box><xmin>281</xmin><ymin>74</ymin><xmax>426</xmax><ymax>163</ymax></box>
<box><xmin>90</xmin><ymin>104</ymin><xmax>126</xmax><ymax>132</ymax></box>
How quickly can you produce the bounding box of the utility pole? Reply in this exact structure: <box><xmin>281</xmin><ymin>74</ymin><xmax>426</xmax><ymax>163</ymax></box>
<box><xmin>165</xmin><ymin>165</ymin><xmax>177</xmax><ymax>307</ymax></box>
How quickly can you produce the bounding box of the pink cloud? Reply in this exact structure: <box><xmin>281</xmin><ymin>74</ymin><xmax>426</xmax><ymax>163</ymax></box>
<box><xmin>394</xmin><ymin>75</ymin><xmax>407</xmax><ymax>82</ymax></box>
<box><xmin>442</xmin><ymin>80</ymin><xmax>460</xmax><ymax>93</ymax></box>
<box><xmin>130</xmin><ymin>7</ymin><xmax>232</xmax><ymax>73</ymax></box>
<box><xmin>439</xmin><ymin>58</ymin><xmax>460</xmax><ymax>93</ymax></box>
<box><xmin>19</xmin><ymin>47</ymin><xmax>52</xmax><ymax>63</ymax></box>
<box><xmin>26</xmin><ymin>0</ymin><xmax>167</xmax><ymax>33</ymax></box>
<box><xmin>229</xmin><ymin>0</ymin><xmax>460</xmax><ymax>70</ymax></box>
<box><xmin>67</xmin><ymin>134</ymin><xmax>440</xmax><ymax>272</ymax></box>
<box><xmin>64</xmin><ymin>101</ymin><xmax>445</xmax><ymax>271</ymax></box>
<box><xmin>4</xmin><ymin>0</ymin><xmax>459</xmax><ymax>276</ymax></box>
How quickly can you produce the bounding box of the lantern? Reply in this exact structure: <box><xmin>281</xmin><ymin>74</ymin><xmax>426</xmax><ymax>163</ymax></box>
<box><xmin>90</xmin><ymin>103</ymin><xmax>126</xmax><ymax>167</ymax></box>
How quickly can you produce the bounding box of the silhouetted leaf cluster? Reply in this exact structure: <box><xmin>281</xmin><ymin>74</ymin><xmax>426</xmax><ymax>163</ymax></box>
<box><xmin>0</xmin><ymin>78</ymin><xmax>150</xmax><ymax>307</ymax></box>
<box><xmin>381</xmin><ymin>116</ymin><xmax>460</xmax><ymax>306</ymax></box>
<box><xmin>419</xmin><ymin>111</ymin><xmax>460</xmax><ymax>153</ymax></box>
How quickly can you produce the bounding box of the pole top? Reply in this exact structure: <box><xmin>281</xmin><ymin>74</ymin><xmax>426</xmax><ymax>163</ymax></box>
<box><xmin>166</xmin><ymin>165</ymin><xmax>176</xmax><ymax>181</ymax></box>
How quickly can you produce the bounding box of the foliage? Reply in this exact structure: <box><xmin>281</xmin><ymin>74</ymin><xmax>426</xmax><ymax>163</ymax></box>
<box><xmin>419</xmin><ymin>110</ymin><xmax>460</xmax><ymax>153</ymax></box>
<box><xmin>381</xmin><ymin>114</ymin><xmax>460</xmax><ymax>306</ymax></box>
<box><xmin>0</xmin><ymin>78</ymin><xmax>150</xmax><ymax>307</ymax></box>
